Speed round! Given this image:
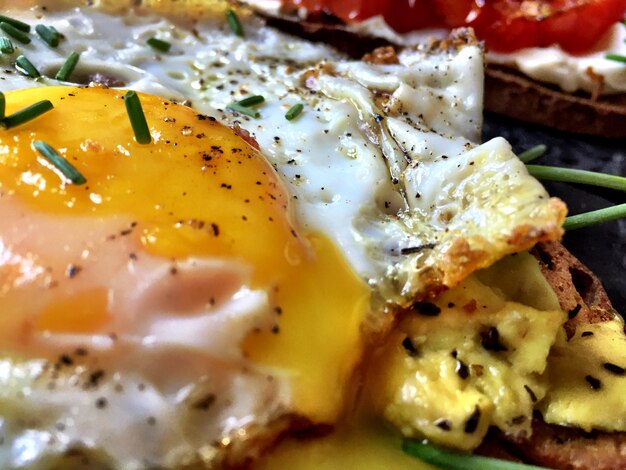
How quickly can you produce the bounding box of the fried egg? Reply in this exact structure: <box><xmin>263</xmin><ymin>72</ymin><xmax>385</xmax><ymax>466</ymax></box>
<box><xmin>0</xmin><ymin>1</ymin><xmax>566</xmax><ymax>468</ymax></box>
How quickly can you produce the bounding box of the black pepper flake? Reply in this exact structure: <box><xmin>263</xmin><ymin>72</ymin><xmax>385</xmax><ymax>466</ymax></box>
<box><xmin>271</xmin><ymin>325</ymin><xmax>280</xmax><ymax>334</ymax></box>
<box><xmin>412</xmin><ymin>301</ymin><xmax>441</xmax><ymax>316</ymax></box>
<box><xmin>511</xmin><ymin>415</ymin><xmax>526</xmax><ymax>425</ymax></box>
<box><xmin>581</xmin><ymin>331</ymin><xmax>594</xmax><ymax>337</ymax></box>
<box><xmin>524</xmin><ymin>385</ymin><xmax>537</xmax><ymax>403</ymax></box>
<box><xmin>129</xmin><ymin>253</ymin><xmax>138</xmax><ymax>261</ymax></box>
<box><xmin>402</xmin><ymin>336</ymin><xmax>418</xmax><ymax>357</ymax></box>
<box><xmin>66</xmin><ymin>264</ymin><xmax>82</xmax><ymax>279</ymax></box>
<box><xmin>603</xmin><ymin>363</ymin><xmax>625</xmax><ymax>376</ymax></box>
<box><xmin>211</xmin><ymin>223</ymin><xmax>220</xmax><ymax>236</ymax></box>
<box><xmin>585</xmin><ymin>375</ymin><xmax>602</xmax><ymax>390</ymax></box>
<box><xmin>400</xmin><ymin>243</ymin><xmax>436</xmax><ymax>255</ymax></box>
<box><xmin>191</xmin><ymin>393</ymin><xmax>216</xmax><ymax>410</ymax></box>
<box><xmin>274</xmin><ymin>306</ymin><xmax>282</xmax><ymax>315</ymax></box>
<box><xmin>59</xmin><ymin>354</ymin><xmax>73</xmax><ymax>366</ymax></box>
<box><xmin>374</xmin><ymin>113</ymin><xmax>384</xmax><ymax>123</ymax></box>
<box><xmin>75</xmin><ymin>347</ymin><xmax>88</xmax><ymax>356</ymax></box>
<box><xmin>464</xmin><ymin>406</ymin><xmax>481</xmax><ymax>433</ymax></box>
<box><xmin>447</xmin><ymin>302</ymin><xmax>455</xmax><ymax>308</ymax></box>
<box><xmin>95</xmin><ymin>397</ymin><xmax>108</xmax><ymax>409</ymax></box>
<box><xmin>87</xmin><ymin>370</ymin><xmax>105</xmax><ymax>388</ymax></box>
<box><xmin>434</xmin><ymin>419</ymin><xmax>451</xmax><ymax>431</ymax></box>
<box><xmin>568</xmin><ymin>304</ymin><xmax>582</xmax><ymax>320</ymax></box>
<box><xmin>455</xmin><ymin>358</ymin><xmax>469</xmax><ymax>380</ymax></box>
<box><xmin>480</xmin><ymin>327</ymin><xmax>508</xmax><ymax>352</ymax></box>
<box><xmin>147</xmin><ymin>416</ymin><xmax>156</xmax><ymax>425</ymax></box>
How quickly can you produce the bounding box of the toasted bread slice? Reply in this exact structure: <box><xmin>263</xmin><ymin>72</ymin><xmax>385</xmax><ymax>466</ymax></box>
<box><xmin>485</xmin><ymin>66</ymin><xmax>626</xmax><ymax>139</ymax></box>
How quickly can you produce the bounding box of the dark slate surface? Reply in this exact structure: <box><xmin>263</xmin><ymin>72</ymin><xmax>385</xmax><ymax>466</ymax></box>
<box><xmin>482</xmin><ymin>113</ymin><xmax>626</xmax><ymax>313</ymax></box>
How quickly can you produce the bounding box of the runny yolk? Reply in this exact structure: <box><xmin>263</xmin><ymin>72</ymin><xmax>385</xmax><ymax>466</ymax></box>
<box><xmin>0</xmin><ymin>86</ymin><xmax>370</xmax><ymax>423</ymax></box>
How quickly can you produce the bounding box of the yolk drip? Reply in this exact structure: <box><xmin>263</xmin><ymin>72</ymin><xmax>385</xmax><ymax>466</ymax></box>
<box><xmin>0</xmin><ymin>86</ymin><xmax>370</xmax><ymax>423</ymax></box>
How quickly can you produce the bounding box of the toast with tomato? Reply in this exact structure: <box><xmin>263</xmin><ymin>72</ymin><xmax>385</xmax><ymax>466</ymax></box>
<box><xmin>258</xmin><ymin>0</ymin><xmax>626</xmax><ymax>138</ymax></box>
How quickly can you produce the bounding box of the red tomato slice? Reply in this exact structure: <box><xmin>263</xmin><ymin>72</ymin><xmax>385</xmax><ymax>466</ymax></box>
<box><xmin>282</xmin><ymin>0</ymin><xmax>626</xmax><ymax>54</ymax></box>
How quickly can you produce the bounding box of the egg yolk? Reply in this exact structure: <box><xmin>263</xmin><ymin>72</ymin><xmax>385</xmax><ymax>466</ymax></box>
<box><xmin>0</xmin><ymin>86</ymin><xmax>370</xmax><ymax>423</ymax></box>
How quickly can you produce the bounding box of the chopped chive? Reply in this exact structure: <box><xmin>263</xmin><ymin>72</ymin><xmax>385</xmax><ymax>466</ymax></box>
<box><xmin>236</xmin><ymin>95</ymin><xmax>264</xmax><ymax>107</ymax></box>
<box><xmin>124</xmin><ymin>91</ymin><xmax>151</xmax><ymax>144</ymax></box>
<box><xmin>15</xmin><ymin>55</ymin><xmax>40</xmax><ymax>78</ymax></box>
<box><xmin>0</xmin><ymin>92</ymin><xmax>4</xmax><ymax>120</ymax></box>
<box><xmin>564</xmin><ymin>203</ymin><xmax>626</xmax><ymax>231</ymax></box>
<box><xmin>0</xmin><ymin>100</ymin><xmax>53</xmax><ymax>129</ymax></box>
<box><xmin>402</xmin><ymin>440</ymin><xmax>548</xmax><ymax>470</ymax></box>
<box><xmin>226</xmin><ymin>9</ymin><xmax>244</xmax><ymax>37</ymax></box>
<box><xmin>0</xmin><ymin>15</ymin><xmax>30</xmax><ymax>33</ymax></box>
<box><xmin>285</xmin><ymin>103</ymin><xmax>303</xmax><ymax>121</ymax></box>
<box><xmin>147</xmin><ymin>37</ymin><xmax>171</xmax><ymax>53</ymax></box>
<box><xmin>226</xmin><ymin>102</ymin><xmax>260</xmax><ymax>118</ymax></box>
<box><xmin>0</xmin><ymin>22</ymin><xmax>31</xmax><ymax>44</ymax></box>
<box><xmin>33</xmin><ymin>140</ymin><xmax>86</xmax><ymax>185</ymax></box>
<box><xmin>0</xmin><ymin>37</ymin><xmax>14</xmax><ymax>54</ymax></box>
<box><xmin>526</xmin><ymin>165</ymin><xmax>626</xmax><ymax>192</ymax></box>
<box><xmin>605</xmin><ymin>53</ymin><xmax>626</xmax><ymax>63</ymax></box>
<box><xmin>55</xmin><ymin>51</ymin><xmax>80</xmax><ymax>81</ymax></box>
<box><xmin>518</xmin><ymin>144</ymin><xmax>546</xmax><ymax>163</ymax></box>
<box><xmin>35</xmin><ymin>24</ymin><xmax>60</xmax><ymax>47</ymax></box>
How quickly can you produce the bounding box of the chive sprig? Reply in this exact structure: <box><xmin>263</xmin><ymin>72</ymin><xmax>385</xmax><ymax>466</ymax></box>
<box><xmin>226</xmin><ymin>9</ymin><xmax>244</xmax><ymax>37</ymax></box>
<box><xmin>605</xmin><ymin>53</ymin><xmax>626</xmax><ymax>64</ymax></box>
<box><xmin>15</xmin><ymin>55</ymin><xmax>40</xmax><ymax>78</ymax></box>
<box><xmin>285</xmin><ymin>103</ymin><xmax>303</xmax><ymax>121</ymax></box>
<box><xmin>35</xmin><ymin>24</ymin><xmax>60</xmax><ymax>47</ymax></box>
<box><xmin>55</xmin><ymin>51</ymin><xmax>80</xmax><ymax>81</ymax></box>
<box><xmin>0</xmin><ymin>15</ymin><xmax>30</xmax><ymax>33</ymax></box>
<box><xmin>527</xmin><ymin>165</ymin><xmax>626</xmax><ymax>192</ymax></box>
<box><xmin>124</xmin><ymin>90</ymin><xmax>151</xmax><ymax>144</ymax></box>
<box><xmin>33</xmin><ymin>140</ymin><xmax>86</xmax><ymax>185</ymax></box>
<box><xmin>402</xmin><ymin>440</ymin><xmax>548</xmax><ymax>470</ymax></box>
<box><xmin>0</xmin><ymin>37</ymin><xmax>14</xmax><ymax>54</ymax></box>
<box><xmin>0</xmin><ymin>99</ymin><xmax>52</xmax><ymax>129</ymax></box>
<box><xmin>564</xmin><ymin>204</ymin><xmax>626</xmax><ymax>231</ymax></box>
<box><xmin>517</xmin><ymin>144</ymin><xmax>546</xmax><ymax>163</ymax></box>
<box><xmin>0</xmin><ymin>22</ymin><xmax>30</xmax><ymax>44</ymax></box>
<box><xmin>147</xmin><ymin>37</ymin><xmax>171</xmax><ymax>53</ymax></box>
<box><xmin>226</xmin><ymin>95</ymin><xmax>264</xmax><ymax>119</ymax></box>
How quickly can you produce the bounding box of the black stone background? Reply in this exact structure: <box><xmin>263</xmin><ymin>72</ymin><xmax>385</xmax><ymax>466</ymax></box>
<box><xmin>483</xmin><ymin>113</ymin><xmax>626</xmax><ymax>313</ymax></box>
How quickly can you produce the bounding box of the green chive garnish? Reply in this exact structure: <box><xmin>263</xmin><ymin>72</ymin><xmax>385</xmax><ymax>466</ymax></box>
<box><xmin>33</xmin><ymin>140</ymin><xmax>86</xmax><ymax>185</ymax></box>
<box><xmin>226</xmin><ymin>9</ymin><xmax>244</xmax><ymax>37</ymax></box>
<box><xmin>0</xmin><ymin>100</ymin><xmax>53</xmax><ymax>129</ymax></box>
<box><xmin>0</xmin><ymin>15</ymin><xmax>30</xmax><ymax>33</ymax></box>
<box><xmin>0</xmin><ymin>37</ymin><xmax>14</xmax><ymax>54</ymax></box>
<box><xmin>285</xmin><ymin>103</ymin><xmax>304</xmax><ymax>121</ymax></box>
<box><xmin>518</xmin><ymin>144</ymin><xmax>546</xmax><ymax>163</ymax></box>
<box><xmin>402</xmin><ymin>440</ymin><xmax>548</xmax><ymax>470</ymax></box>
<box><xmin>605</xmin><ymin>53</ymin><xmax>626</xmax><ymax>63</ymax></box>
<box><xmin>124</xmin><ymin>90</ymin><xmax>151</xmax><ymax>144</ymax></box>
<box><xmin>236</xmin><ymin>95</ymin><xmax>264</xmax><ymax>107</ymax></box>
<box><xmin>226</xmin><ymin>95</ymin><xmax>264</xmax><ymax>118</ymax></box>
<box><xmin>226</xmin><ymin>102</ymin><xmax>260</xmax><ymax>118</ymax></box>
<box><xmin>527</xmin><ymin>165</ymin><xmax>626</xmax><ymax>192</ymax></box>
<box><xmin>147</xmin><ymin>37</ymin><xmax>171</xmax><ymax>53</ymax></box>
<box><xmin>55</xmin><ymin>51</ymin><xmax>80</xmax><ymax>82</ymax></box>
<box><xmin>564</xmin><ymin>203</ymin><xmax>626</xmax><ymax>231</ymax></box>
<box><xmin>0</xmin><ymin>92</ymin><xmax>5</xmax><ymax>120</ymax></box>
<box><xmin>0</xmin><ymin>22</ymin><xmax>30</xmax><ymax>44</ymax></box>
<box><xmin>35</xmin><ymin>24</ymin><xmax>60</xmax><ymax>47</ymax></box>
<box><xmin>15</xmin><ymin>55</ymin><xmax>40</xmax><ymax>78</ymax></box>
